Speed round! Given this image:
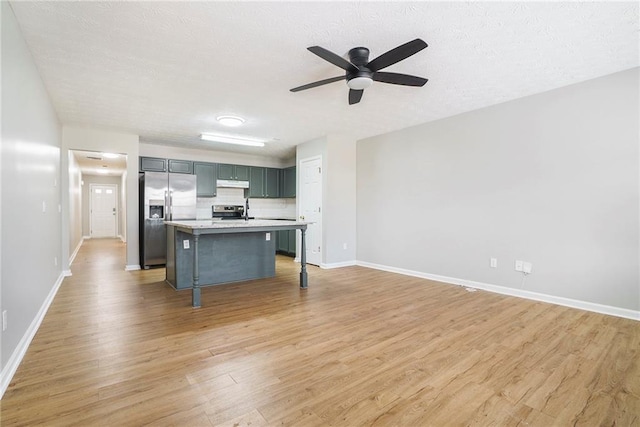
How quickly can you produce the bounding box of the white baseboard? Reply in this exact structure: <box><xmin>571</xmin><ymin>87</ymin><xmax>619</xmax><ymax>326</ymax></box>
<box><xmin>125</xmin><ymin>265</ymin><xmax>141</xmax><ymax>271</ymax></box>
<box><xmin>356</xmin><ymin>261</ymin><xmax>640</xmax><ymax>321</ymax></box>
<box><xmin>321</xmin><ymin>260</ymin><xmax>357</xmax><ymax>269</ymax></box>
<box><xmin>82</xmin><ymin>235</ymin><xmax>91</xmax><ymax>240</ymax></box>
<box><xmin>117</xmin><ymin>234</ymin><xmax>126</xmax><ymax>243</ymax></box>
<box><xmin>68</xmin><ymin>237</ymin><xmax>84</xmax><ymax>266</ymax></box>
<box><xmin>0</xmin><ymin>272</ymin><xmax>66</xmax><ymax>399</ymax></box>
<box><xmin>62</xmin><ymin>270</ymin><xmax>72</xmax><ymax>277</ymax></box>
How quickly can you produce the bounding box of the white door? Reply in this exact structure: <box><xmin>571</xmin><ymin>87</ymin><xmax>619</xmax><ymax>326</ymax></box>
<box><xmin>299</xmin><ymin>156</ymin><xmax>322</xmax><ymax>266</ymax></box>
<box><xmin>90</xmin><ymin>184</ymin><xmax>117</xmax><ymax>238</ymax></box>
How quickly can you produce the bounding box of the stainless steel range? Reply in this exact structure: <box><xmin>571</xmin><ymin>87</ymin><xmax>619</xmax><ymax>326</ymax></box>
<box><xmin>212</xmin><ymin>205</ymin><xmax>245</xmax><ymax>220</ymax></box>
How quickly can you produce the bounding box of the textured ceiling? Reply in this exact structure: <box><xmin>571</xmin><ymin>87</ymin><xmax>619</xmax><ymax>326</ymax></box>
<box><xmin>72</xmin><ymin>150</ymin><xmax>127</xmax><ymax>176</ymax></box>
<box><xmin>9</xmin><ymin>1</ymin><xmax>640</xmax><ymax>160</ymax></box>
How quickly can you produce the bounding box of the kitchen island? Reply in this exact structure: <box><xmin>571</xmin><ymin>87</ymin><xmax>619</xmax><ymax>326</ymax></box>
<box><xmin>164</xmin><ymin>219</ymin><xmax>308</xmax><ymax>308</ymax></box>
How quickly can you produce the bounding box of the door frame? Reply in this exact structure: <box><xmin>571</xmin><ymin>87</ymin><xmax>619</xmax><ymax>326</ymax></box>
<box><xmin>89</xmin><ymin>183</ymin><xmax>118</xmax><ymax>238</ymax></box>
<box><xmin>298</xmin><ymin>155</ymin><xmax>323</xmax><ymax>266</ymax></box>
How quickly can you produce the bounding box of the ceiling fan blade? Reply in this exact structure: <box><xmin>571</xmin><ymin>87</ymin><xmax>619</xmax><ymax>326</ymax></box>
<box><xmin>290</xmin><ymin>76</ymin><xmax>345</xmax><ymax>92</ymax></box>
<box><xmin>372</xmin><ymin>72</ymin><xmax>428</xmax><ymax>87</ymax></box>
<box><xmin>366</xmin><ymin>38</ymin><xmax>428</xmax><ymax>72</ymax></box>
<box><xmin>349</xmin><ymin>89</ymin><xmax>364</xmax><ymax>105</ymax></box>
<box><xmin>308</xmin><ymin>46</ymin><xmax>358</xmax><ymax>73</ymax></box>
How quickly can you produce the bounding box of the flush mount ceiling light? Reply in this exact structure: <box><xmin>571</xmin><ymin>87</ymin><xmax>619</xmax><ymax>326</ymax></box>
<box><xmin>216</xmin><ymin>116</ymin><xmax>245</xmax><ymax>127</ymax></box>
<box><xmin>102</xmin><ymin>152</ymin><xmax>119</xmax><ymax>159</ymax></box>
<box><xmin>200</xmin><ymin>133</ymin><xmax>265</xmax><ymax>147</ymax></box>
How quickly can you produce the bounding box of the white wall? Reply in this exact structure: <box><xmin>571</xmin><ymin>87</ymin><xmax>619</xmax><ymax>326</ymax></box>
<box><xmin>61</xmin><ymin>127</ymin><xmax>139</xmax><ymax>270</ymax></box>
<box><xmin>357</xmin><ymin>68</ymin><xmax>639</xmax><ymax>315</ymax></box>
<box><xmin>68</xmin><ymin>152</ymin><xmax>83</xmax><ymax>265</ymax></box>
<box><xmin>1</xmin><ymin>1</ymin><xmax>62</xmax><ymax>390</ymax></box>
<box><xmin>296</xmin><ymin>135</ymin><xmax>357</xmax><ymax>267</ymax></box>
<box><xmin>325</xmin><ymin>135</ymin><xmax>357</xmax><ymax>266</ymax></box>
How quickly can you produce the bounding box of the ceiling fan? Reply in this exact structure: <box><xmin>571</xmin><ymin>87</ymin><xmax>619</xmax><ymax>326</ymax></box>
<box><xmin>290</xmin><ymin>38</ymin><xmax>429</xmax><ymax>105</ymax></box>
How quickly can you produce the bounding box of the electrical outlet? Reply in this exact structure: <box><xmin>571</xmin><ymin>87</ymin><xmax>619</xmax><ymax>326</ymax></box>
<box><xmin>42</xmin><ymin>201</ymin><xmax>46</xmax><ymax>213</ymax></box>
<box><xmin>343</xmin><ymin>243</ymin><xmax>348</xmax><ymax>250</ymax></box>
<box><xmin>266</xmin><ymin>232</ymin><xmax>271</xmax><ymax>241</ymax></box>
<box><xmin>490</xmin><ymin>258</ymin><xmax>497</xmax><ymax>268</ymax></box>
<box><xmin>515</xmin><ymin>260</ymin><xmax>523</xmax><ymax>272</ymax></box>
<box><xmin>183</xmin><ymin>240</ymin><xmax>190</xmax><ymax>249</ymax></box>
<box><xmin>2</xmin><ymin>310</ymin><xmax>7</xmax><ymax>331</ymax></box>
<box><xmin>523</xmin><ymin>262</ymin><xmax>533</xmax><ymax>274</ymax></box>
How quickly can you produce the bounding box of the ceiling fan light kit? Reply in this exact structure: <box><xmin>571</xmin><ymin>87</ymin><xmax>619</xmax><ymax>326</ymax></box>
<box><xmin>291</xmin><ymin>38</ymin><xmax>429</xmax><ymax>105</ymax></box>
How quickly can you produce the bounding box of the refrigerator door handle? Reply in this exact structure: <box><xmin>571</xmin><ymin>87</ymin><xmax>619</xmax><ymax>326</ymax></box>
<box><xmin>168</xmin><ymin>190</ymin><xmax>173</xmax><ymax>221</ymax></box>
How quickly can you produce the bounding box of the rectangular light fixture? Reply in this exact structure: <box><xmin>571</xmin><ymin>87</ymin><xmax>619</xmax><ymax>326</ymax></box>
<box><xmin>200</xmin><ymin>133</ymin><xmax>265</xmax><ymax>147</ymax></box>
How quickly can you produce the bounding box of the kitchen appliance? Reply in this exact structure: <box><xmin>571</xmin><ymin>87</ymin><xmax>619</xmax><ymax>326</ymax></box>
<box><xmin>212</xmin><ymin>204</ymin><xmax>251</xmax><ymax>220</ymax></box>
<box><xmin>139</xmin><ymin>171</ymin><xmax>197</xmax><ymax>268</ymax></box>
<box><xmin>216</xmin><ymin>179</ymin><xmax>249</xmax><ymax>188</ymax></box>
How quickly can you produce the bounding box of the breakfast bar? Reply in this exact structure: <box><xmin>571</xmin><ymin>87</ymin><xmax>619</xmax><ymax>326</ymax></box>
<box><xmin>164</xmin><ymin>219</ymin><xmax>308</xmax><ymax>308</ymax></box>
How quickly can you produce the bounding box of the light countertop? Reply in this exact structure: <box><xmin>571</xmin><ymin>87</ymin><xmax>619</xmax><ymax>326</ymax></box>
<box><xmin>165</xmin><ymin>219</ymin><xmax>307</xmax><ymax>230</ymax></box>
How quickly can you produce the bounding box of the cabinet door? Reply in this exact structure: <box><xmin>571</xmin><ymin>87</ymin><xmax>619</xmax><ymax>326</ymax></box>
<box><xmin>248</xmin><ymin>167</ymin><xmax>265</xmax><ymax>197</ymax></box>
<box><xmin>282</xmin><ymin>167</ymin><xmax>296</xmax><ymax>198</ymax></box>
<box><xmin>277</xmin><ymin>230</ymin><xmax>289</xmax><ymax>252</ymax></box>
<box><xmin>168</xmin><ymin>159</ymin><xmax>193</xmax><ymax>174</ymax></box>
<box><xmin>218</xmin><ymin>164</ymin><xmax>234</xmax><ymax>180</ymax></box>
<box><xmin>265</xmin><ymin>168</ymin><xmax>279</xmax><ymax>198</ymax></box>
<box><xmin>140</xmin><ymin>157</ymin><xmax>167</xmax><ymax>172</ymax></box>
<box><xmin>194</xmin><ymin>162</ymin><xmax>217</xmax><ymax>197</ymax></box>
<box><xmin>288</xmin><ymin>229</ymin><xmax>296</xmax><ymax>255</ymax></box>
<box><xmin>235</xmin><ymin>165</ymin><xmax>250</xmax><ymax>181</ymax></box>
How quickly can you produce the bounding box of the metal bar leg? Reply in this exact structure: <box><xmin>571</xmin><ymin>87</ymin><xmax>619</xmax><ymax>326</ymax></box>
<box><xmin>300</xmin><ymin>228</ymin><xmax>308</xmax><ymax>289</ymax></box>
<box><xmin>192</xmin><ymin>234</ymin><xmax>201</xmax><ymax>308</ymax></box>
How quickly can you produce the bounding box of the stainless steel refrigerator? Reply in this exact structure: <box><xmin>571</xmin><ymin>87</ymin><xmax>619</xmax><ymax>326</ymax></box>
<box><xmin>139</xmin><ymin>171</ymin><xmax>197</xmax><ymax>269</ymax></box>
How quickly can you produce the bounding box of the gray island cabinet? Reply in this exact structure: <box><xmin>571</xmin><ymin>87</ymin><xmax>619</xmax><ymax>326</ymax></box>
<box><xmin>165</xmin><ymin>220</ymin><xmax>308</xmax><ymax>308</ymax></box>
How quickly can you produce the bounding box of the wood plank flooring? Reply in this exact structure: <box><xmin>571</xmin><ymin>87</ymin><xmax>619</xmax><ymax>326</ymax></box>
<box><xmin>1</xmin><ymin>238</ymin><xmax>638</xmax><ymax>426</ymax></box>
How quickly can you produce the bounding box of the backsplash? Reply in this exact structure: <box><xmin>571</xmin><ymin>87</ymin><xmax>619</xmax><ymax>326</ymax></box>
<box><xmin>196</xmin><ymin>187</ymin><xmax>296</xmax><ymax>220</ymax></box>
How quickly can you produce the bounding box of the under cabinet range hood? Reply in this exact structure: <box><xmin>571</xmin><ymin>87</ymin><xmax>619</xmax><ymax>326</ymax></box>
<box><xmin>217</xmin><ymin>179</ymin><xmax>249</xmax><ymax>189</ymax></box>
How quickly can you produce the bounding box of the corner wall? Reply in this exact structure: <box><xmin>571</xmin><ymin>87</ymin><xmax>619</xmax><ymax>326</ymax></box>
<box><xmin>357</xmin><ymin>68</ymin><xmax>639</xmax><ymax>315</ymax></box>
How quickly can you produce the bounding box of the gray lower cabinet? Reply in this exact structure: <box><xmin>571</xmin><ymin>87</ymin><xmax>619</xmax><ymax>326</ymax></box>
<box><xmin>276</xmin><ymin>229</ymin><xmax>296</xmax><ymax>257</ymax></box>
<box><xmin>168</xmin><ymin>159</ymin><xmax>193</xmax><ymax>174</ymax></box>
<box><xmin>140</xmin><ymin>156</ymin><xmax>167</xmax><ymax>172</ymax></box>
<box><xmin>249</xmin><ymin>167</ymin><xmax>280</xmax><ymax>198</ymax></box>
<box><xmin>194</xmin><ymin>162</ymin><xmax>217</xmax><ymax>197</ymax></box>
<box><xmin>219</xmin><ymin>164</ymin><xmax>250</xmax><ymax>181</ymax></box>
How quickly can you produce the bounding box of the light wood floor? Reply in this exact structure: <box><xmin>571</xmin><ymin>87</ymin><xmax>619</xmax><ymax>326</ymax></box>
<box><xmin>1</xmin><ymin>238</ymin><xmax>638</xmax><ymax>426</ymax></box>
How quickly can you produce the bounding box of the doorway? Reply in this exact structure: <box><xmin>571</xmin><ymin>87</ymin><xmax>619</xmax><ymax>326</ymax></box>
<box><xmin>299</xmin><ymin>156</ymin><xmax>322</xmax><ymax>266</ymax></box>
<box><xmin>89</xmin><ymin>183</ymin><xmax>118</xmax><ymax>238</ymax></box>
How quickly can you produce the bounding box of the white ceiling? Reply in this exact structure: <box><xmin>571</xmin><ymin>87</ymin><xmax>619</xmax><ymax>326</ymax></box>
<box><xmin>72</xmin><ymin>150</ymin><xmax>127</xmax><ymax>176</ymax></box>
<box><xmin>9</xmin><ymin>1</ymin><xmax>639</xmax><ymax>160</ymax></box>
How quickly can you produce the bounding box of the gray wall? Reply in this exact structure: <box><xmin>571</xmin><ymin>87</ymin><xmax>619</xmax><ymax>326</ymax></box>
<box><xmin>68</xmin><ymin>152</ymin><xmax>83</xmax><ymax>262</ymax></box>
<box><xmin>1</xmin><ymin>1</ymin><xmax>62</xmax><ymax>371</ymax></box>
<box><xmin>357</xmin><ymin>68</ymin><xmax>639</xmax><ymax>311</ymax></box>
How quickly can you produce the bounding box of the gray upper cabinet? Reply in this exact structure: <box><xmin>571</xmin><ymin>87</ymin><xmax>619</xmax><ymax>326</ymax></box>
<box><xmin>168</xmin><ymin>159</ymin><xmax>193</xmax><ymax>174</ymax></box>
<box><xmin>140</xmin><ymin>156</ymin><xmax>167</xmax><ymax>172</ymax></box>
<box><xmin>194</xmin><ymin>162</ymin><xmax>217</xmax><ymax>197</ymax></box>
<box><xmin>281</xmin><ymin>166</ymin><xmax>296</xmax><ymax>198</ymax></box>
<box><xmin>248</xmin><ymin>167</ymin><xmax>265</xmax><ymax>197</ymax></box>
<box><xmin>218</xmin><ymin>164</ymin><xmax>250</xmax><ymax>181</ymax></box>
<box><xmin>249</xmin><ymin>167</ymin><xmax>280</xmax><ymax>198</ymax></box>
